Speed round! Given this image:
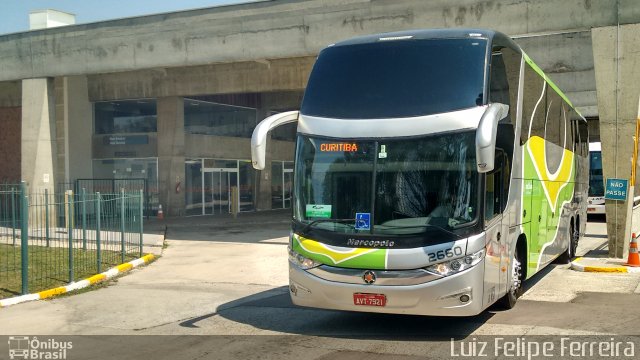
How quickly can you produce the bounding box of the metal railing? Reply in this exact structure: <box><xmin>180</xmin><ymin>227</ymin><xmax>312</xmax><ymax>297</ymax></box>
<box><xmin>0</xmin><ymin>182</ymin><xmax>144</xmax><ymax>298</ymax></box>
<box><xmin>75</xmin><ymin>178</ymin><xmax>151</xmax><ymax>217</ymax></box>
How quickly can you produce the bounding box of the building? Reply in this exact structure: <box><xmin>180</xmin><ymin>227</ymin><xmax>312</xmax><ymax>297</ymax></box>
<box><xmin>1</xmin><ymin>0</ymin><xmax>640</xmax><ymax>255</ymax></box>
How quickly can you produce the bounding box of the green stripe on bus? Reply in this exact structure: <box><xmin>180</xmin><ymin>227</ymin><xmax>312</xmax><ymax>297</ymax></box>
<box><xmin>522</xmin><ymin>52</ymin><xmax>576</xmax><ymax>110</ymax></box>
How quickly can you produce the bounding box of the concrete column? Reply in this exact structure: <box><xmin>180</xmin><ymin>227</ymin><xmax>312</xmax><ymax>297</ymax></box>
<box><xmin>64</xmin><ymin>76</ymin><xmax>93</xmax><ymax>183</ymax></box>
<box><xmin>157</xmin><ymin>96</ymin><xmax>185</xmax><ymax>216</ymax></box>
<box><xmin>592</xmin><ymin>24</ymin><xmax>640</xmax><ymax>258</ymax></box>
<box><xmin>21</xmin><ymin>78</ymin><xmax>57</xmax><ymax>193</ymax></box>
<box><xmin>254</xmin><ymin>96</ymin><xmax>273</xmax><ymax>211</ymax></box>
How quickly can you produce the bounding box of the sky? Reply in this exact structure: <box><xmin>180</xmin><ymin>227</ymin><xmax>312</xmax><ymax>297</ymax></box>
<box><xmin>0</xmin><ymin>0</ymin><xmax>260</xmax><ymax>35</ymax></box>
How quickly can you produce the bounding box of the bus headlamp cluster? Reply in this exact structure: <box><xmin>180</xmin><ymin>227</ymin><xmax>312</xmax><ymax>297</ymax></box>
<box><xmin>288</xmin><ymin>246</ymin><xmax>322</xmax><ymax>270</ymax></box>
<box><xmin>425</xmin><ymin>249</ymin><xmax>485</xmax><ymax>276</ymax></box>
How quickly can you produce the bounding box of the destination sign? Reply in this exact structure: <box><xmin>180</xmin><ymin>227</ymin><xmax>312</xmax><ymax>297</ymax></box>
<box><xmin>319</xmin><ymin>143</ymin><xmax>359</xmax><ymax>152</ymax></box>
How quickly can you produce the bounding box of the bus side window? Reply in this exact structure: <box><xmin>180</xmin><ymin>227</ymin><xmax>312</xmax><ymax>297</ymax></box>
<box><xmin>502</xmin><ymin>152</ymin><xmax>510</xmax><ymax>213</ymax></box>
<box><xmin>491</xmin><ymin>46</ymin><xmax>521</xmax><ymax>131</ymax></box>
<box><xmin>485</xmin><ymin>150</ymin><xmax>506</xmax><ymax>222</ymax></box>
<box><xmin>522</xmin><ymin>62</ymin><xmax>546</xmax><ymax>144</ymax></box>
<box><xmin>489</xmin><ymin>51</ymin><xmax>510</xmax><ymax>107</ymax></box>
<box><xmin>500</xmin><ymin>47</ymin><xmax>521</xmax><ymax>130</ymax></box>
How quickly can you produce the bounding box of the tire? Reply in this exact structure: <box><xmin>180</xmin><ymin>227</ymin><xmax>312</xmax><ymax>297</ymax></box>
<box><xmin>557</xmin><ymin>224</ymin><xmax>577</xmax><ymax>264</ymax></box>
<box><xmin>497</xmin><ymin>247</ymin><xmax>523</xmax><ymax>310</ymax></box>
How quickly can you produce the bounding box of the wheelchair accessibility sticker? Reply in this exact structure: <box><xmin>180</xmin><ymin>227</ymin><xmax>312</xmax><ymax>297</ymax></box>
<box><xmin>355</xmin><ymin>213</ymin><xmax>370</xmax><ymax>230</ymax></box>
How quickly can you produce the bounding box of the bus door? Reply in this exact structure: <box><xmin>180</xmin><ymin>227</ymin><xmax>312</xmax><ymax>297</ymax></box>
<box><xmin>529</xmin><ymin>178</ymin><xmax>546</xmax><ymax>271</ymax></box>
<box><xmin>483</xmin><ymin>150</ymin><xmax>508</xmax><ymax>306</ymax></box>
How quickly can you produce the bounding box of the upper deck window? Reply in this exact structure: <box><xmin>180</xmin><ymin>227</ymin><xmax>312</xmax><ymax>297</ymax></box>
<box><xmin>301</xmin><ymin>38</ymin><xmax>488</xmax><ymax>119</ymax></box>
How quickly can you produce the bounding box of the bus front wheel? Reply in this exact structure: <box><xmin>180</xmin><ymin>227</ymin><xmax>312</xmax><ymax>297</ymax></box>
<box><xmin>497</xmin><ymin>248</ymin><xmax>523</xmax><ymax>310</ymax></box>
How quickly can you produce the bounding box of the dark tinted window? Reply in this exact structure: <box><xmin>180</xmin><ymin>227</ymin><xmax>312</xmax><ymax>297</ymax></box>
<box><xmin>94</xmin><ymin>100</ymin><xmax>157</xmax><ymax>134</ymax></box>
<box><xmin>589</xmin><ymin>151</ymin><xmax>603</xmax><ymax>196</ymax></box>
<box><xmin>500</xmin><ymin>46</ymin><xmax>521</xmax><ymax>129</ymax></box>
<box><xmin>522</xmin><ymin>63</ymin><xmax>547</xmax><ymax>141</ymax></box>
<box><xmin>578</xmin><ymin>120</ymin><xmax>589</xmax><ymax>156</ymax></box>
<box><xmin>184</xmin><ymin>99</ymin><xmax>256</xmax><ymax>138</ymax></box>
<box><xmin>546</xmin><ymin>86</ymin><xmax>565</xmax><ymax>148</ymax></box>
<box><xmin>301</xmin><ymin>38</ymin><xmax>487</xmax><ymax>119</ymax></box>
<box><xmin>489</xmin><ymin>52</ymin><xmax>509</xmax><ymax>106</ymax></box>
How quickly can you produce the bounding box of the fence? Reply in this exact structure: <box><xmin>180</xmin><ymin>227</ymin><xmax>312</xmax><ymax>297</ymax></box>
<box><xmin>0</xmin><ymin>182</ymin><xmax>144</xmax><ymax>298</ymax></box>
<box><xmin>75</xmin><ymin>178</ymin><xmax>152</xmax><ymax>217</ymax></box>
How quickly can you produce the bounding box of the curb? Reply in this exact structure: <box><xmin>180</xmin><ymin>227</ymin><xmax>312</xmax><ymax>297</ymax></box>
<box><xmin>0</xmin><ymin>254</ymin><xmax>156</xmax><ymax>308</ymax></box>
<box><xmin>570</xmin><ymin>257</ymin><xmax>640</xmax><ymax>273</ymax></box>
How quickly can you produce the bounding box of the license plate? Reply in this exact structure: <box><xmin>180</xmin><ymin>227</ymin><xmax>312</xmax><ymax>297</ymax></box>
<box><xmin>353</xmin><ymin>293</ymin><xmax>386</xmax><ymax>307</ymax></box>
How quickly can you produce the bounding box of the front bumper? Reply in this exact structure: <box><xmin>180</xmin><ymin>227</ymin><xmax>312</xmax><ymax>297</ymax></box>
<box><xmin>288</xmin><ymin>259</ymin><xmax>486</xmax><ymax>317</ymax></box>
<box><xmin>587</xmin><ymin>204</ymin><xmax>605</xmax><ymax>214</ymax></box>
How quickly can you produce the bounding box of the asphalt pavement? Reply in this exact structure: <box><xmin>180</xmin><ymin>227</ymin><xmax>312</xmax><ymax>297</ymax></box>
<box><xmin>0</xmin><ymin>212</ymin><xmax>639</xmax><ymax>360</ymax></box>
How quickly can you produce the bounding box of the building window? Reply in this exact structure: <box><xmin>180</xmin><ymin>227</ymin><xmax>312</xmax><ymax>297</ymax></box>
<box><xmin>183</xmin><ymin>158</ymin><xmax>257</xmax><ymax>216</ymax></box>
<box><xmin>271</xmin><ymin>122</ymin><xmax>296</xmax><ymax>141</ymax></box>
<box><xmin>271</xmin><ymin>161</ymin><xmax>293</xmax><ymax>209</ymax></box>
<box><xmin>184</xmin><ymin>99</ymin><xmax>257</xmax><ymax>138</ymax></box>
<box><xmin>92</xmin><ymin>158</ymin><xmax>159</xmax><ymax>208</ymax></box>
<box><xmin>94</xmin><ymin>100</ymin><xmax>157</xmax><ymax>134</ymax></box>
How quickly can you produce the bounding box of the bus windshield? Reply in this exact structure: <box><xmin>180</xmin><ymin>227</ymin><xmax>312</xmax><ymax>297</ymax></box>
<box><xmin>293</xmin><ymin>131</ymin><xmax>479</xmax><ymax>239</ymax></box>
<box><xmin>589</xmin><ymin>150</ymin><xmax>603</xmax><ymax>197</ymax></box>
<box><xmin>300</xmin><ymin>38</ymin><xmax>488</xmax><ymax>119</ymax></box>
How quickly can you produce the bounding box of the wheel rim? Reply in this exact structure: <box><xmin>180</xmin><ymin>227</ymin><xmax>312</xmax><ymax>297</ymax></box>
<box><xmin>510</xmin><ymin>255</ymin><xmax>522</xmax><ymax>296</ymax></box>
<box><xmin>572</xmin><ymin>228</ymin><xmax>579</xmax><ymax>256</ymax></box>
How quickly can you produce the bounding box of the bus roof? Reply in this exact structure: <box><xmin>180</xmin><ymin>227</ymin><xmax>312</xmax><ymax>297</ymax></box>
<box><xmin>328</xmin><ymin>28</ymin><xmax>500</xmax><ymax>47</ymax></box>
<box><xmin>323</xmin><ymin>28</ymin><xmax>585</xmax><ymax>121</ymax></box>
<box><xmin>589</xmin><ymin>142</ymin><xmax>601</xmax><ymax>152</ymax></box>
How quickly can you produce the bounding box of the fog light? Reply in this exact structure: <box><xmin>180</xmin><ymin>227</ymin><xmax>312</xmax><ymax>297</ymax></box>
<box><xmin>459</xmin><ymin>294</ymin><xmax>470</xmax><ymax>303</ymax></box>
<box><xmin>450</xmin><ymin>260</ymin><xmax>461</xmax><ymax>271</ymax></box>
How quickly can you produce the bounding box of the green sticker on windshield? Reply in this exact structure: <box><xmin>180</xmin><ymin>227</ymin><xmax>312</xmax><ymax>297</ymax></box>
<box><xmin>306</xmin><ymin>204</ymin><xmax>332</xmax><ymax>218</ymax></box>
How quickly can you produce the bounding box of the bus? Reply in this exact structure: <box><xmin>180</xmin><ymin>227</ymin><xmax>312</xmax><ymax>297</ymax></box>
<box><xmin>588</xmin><ymin>142</ymin><xmax>605</xmax><ymax>215</ymax></box>
<box><xmin>251</xmin><ymin>29</ymin><xmax>589</xmax><ymax>316</ymax></box>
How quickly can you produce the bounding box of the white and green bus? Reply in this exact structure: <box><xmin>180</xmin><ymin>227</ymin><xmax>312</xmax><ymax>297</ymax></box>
<box><xmin>252</xmin><ymin>29</ymin><xmax>589</xmax><ymax>316</ymax></box>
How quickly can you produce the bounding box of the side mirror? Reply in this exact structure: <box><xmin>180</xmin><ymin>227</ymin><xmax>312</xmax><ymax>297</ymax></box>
<box><xmin>476</xmin><ymin>103</ymin><xmax>509</xmax><ymax>173</ymax></box>
<box><xmin>251</xmin><ymin>110</ymin><xmax>299</xmax><ymax>170</ymax></box>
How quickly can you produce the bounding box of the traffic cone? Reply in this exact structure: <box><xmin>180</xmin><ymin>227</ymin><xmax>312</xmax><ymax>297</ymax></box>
<box><xmin>157</xmin><ymin>204</ymin><xmax>164</xmax><ymax>220</ymax></box>
<box><xmin>625</xmin><ymin>233</ymin><xmax>640</xmax><ymax>267</ymax></box>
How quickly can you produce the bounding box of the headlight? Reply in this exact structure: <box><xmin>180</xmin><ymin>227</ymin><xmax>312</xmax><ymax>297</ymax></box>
<box><xmin>288</xmin><ymin>246</ymin><xmax>322</xmax><ymax>270</ymax></box>
<box><xmin>425</xmin><ymin>249</ymin><xmax>485</xmax><ymax>276</ymax></box>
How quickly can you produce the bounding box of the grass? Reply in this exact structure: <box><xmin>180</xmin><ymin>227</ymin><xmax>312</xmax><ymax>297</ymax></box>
<box><xmin>0</xmin><ymin>243</ymin><xmax>140</xmax><ymax>299</ymax></box>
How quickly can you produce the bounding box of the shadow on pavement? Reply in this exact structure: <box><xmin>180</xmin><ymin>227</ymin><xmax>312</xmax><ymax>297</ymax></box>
<box><xmin>193</xmin><ymin>258</ymin><xmax>564</xmax><ymax>339</ymax></box>
<box><xmin>518</xmin><ymin>262</ymin><xmax>556</xmax><ymax>293</ymax></box>
<box><xmin>189</xmin><ymin>286</ymin><xmax>495</xmax><ymax>340</ymax></box>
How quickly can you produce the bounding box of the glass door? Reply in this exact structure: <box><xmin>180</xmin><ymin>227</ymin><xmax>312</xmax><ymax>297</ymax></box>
<box><xmin>283</xmin><ymin>162</ymin><xmax>293</xmax><ymax>209</ymax></box>
<box><xmin>239</xmin><ymin>161</ymin><xmax>255</xmax><ymax>212</ymax></box>
<box><xmin>185</xmin><ymin>159</ymin><xmax>204</xmax><ymax>216</ymax></box>
<box><xmin>204</xmin><ymin>170</ymin><xmax>214</xmax><ymax>215</ymax></box>
<box><xmin>206</xmin><ymin>167</ymin><xmax>239</xmax><ymax>214</ymax></box>
<box><xmin>190</xmin><ymin>159</ymin><xmax>243</xmax><ymax>215</ymax></box>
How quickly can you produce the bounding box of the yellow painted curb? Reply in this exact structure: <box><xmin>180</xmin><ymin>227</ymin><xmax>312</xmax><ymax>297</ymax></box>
<box><xmin>39</xmin><ymin>287</ymin><xmax>67</xmax><ymax>299</ymax></box>
<box><xmin>583</xmin><ymin>266</ymin><xmax>628</xmax><ymax>273</ymax></box>
<box><xmin>116</xmin><ymin>263</ymin><xmax>133</xmax><ymax>272</ymax></box>
<box><xmin>571</xmin><ymin>257</ymin><xmax>630</xmax><ymax>273</ymax></box>
<box><xmin>87</xmin><ymin>274</ymin><xmax>107</xmax><ymax>285</ymax></box>
<box><xmin>0</xmin><ymin>254</ymin><xmax>157</xmax><ymax>308</ymax></box>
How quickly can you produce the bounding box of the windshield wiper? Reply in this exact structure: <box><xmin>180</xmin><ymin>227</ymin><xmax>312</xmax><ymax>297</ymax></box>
<box><xmin>378</xmin><ymin>223</ymin><xmax>462</xmax><ymax>239</ymax></box>
<box><xmin>302</xmin><ymin>218</ymin><xmax>357</xmax><ymax>234</ymax></box>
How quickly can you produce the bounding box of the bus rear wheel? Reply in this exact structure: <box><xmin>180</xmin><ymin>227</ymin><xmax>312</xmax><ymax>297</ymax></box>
<box><xmin>497</xmin><ymin>248</ymin><xmax>523</xmax><ymax>309</ymax></box>
<box><xmin>557</xmin><ymin>223</ymin><xmax>577</xmax><ymax>263</ymax></box>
